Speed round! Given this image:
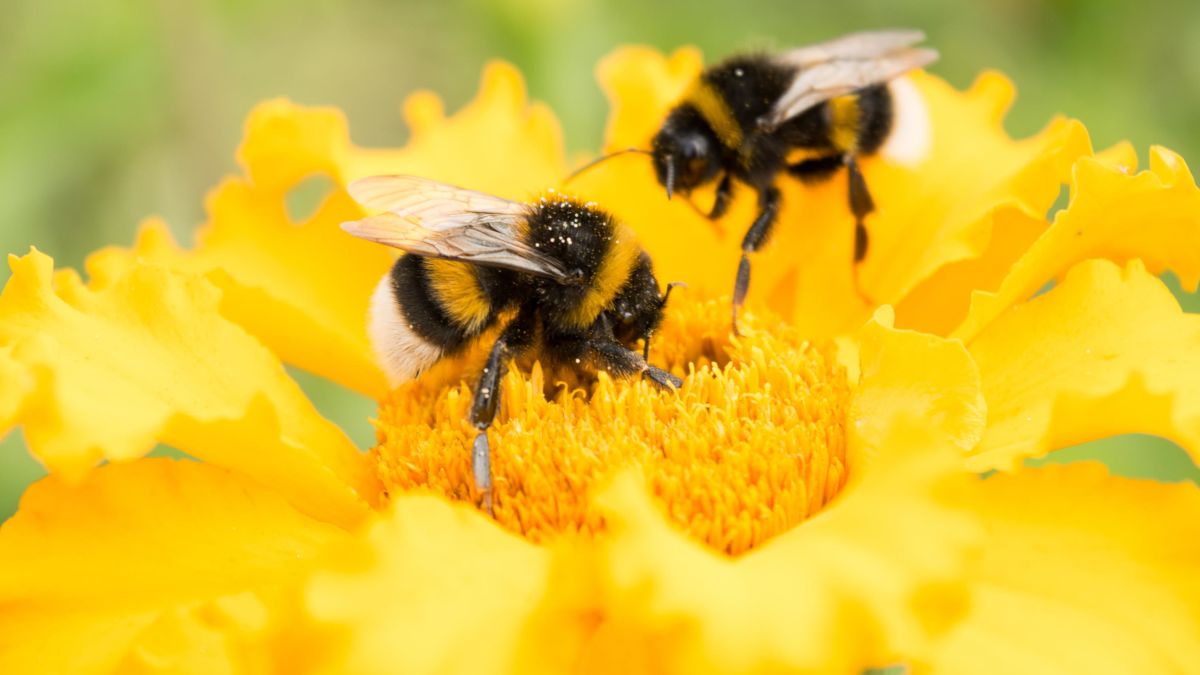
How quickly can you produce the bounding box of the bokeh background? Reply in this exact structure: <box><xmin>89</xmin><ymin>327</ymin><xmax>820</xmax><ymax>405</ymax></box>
<box><xmin>4</xmin><ymin>0</ymin><xmax>1200</xmax><ymax>519</ymax></box>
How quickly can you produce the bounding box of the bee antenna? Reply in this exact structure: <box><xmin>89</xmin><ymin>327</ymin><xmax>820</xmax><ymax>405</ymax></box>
<box><xmin>562</xmin><ymin>147</ymin><xmax>652</xmax><ymax>185</ymax></box>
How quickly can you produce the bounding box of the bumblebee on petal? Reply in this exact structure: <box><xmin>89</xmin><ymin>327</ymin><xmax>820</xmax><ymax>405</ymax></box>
<box><xmin>569</xmin><ymin>30</ymin><xmax>938</xmax><ymax>331</ymax></box>
<box><xmin>341</xmin><ymin>175</ymin><xmax>681</xmax><ymax>511</ymax></box>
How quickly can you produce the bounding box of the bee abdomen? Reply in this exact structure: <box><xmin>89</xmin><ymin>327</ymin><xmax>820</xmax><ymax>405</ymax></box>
<box><xmin>854</xmin><ymin>84</ymin><xmax>894</xmax><ymax>155</ymax></box>
<box><xmin>369</xmin><ymin>255</ymin><xmax>483</xmax><ymax>386</ymax></box>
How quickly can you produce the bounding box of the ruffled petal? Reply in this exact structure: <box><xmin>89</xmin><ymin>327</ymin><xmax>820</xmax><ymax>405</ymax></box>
<box><xmin>894</xmin><ymin>206</ymin><xmax>1047</xmax><ymax>336</ymax></box>
<box><xmin>954</xmin><ymin>147</ymin><xmax>1200</xmax><ymax>342</ymax></box>
<box><xmin>90</xmin><ymin>62</ymin><xmax>566</xmax><ymax>398</ymax></box>
<box><xmin>0</xmin><ymin>250</ymin><xmax>376</xmax><ymax>527</ymax></box>
<box><xmin>967</xmin><ymin>259</ymin><xmax>1200</xmax><ymax>470</ymax></box>
<box><xmin>0</xmin><ymin>459</ymin><xmax>350</xmax><ymax>674</ymax></box>
<box><xmin>583</xmin><ymin>419</ymin><xmax>980</xmax><ymax>674</ymax></box>
<box><xmin>854</xmin><ymin>306</ymin><xmax>986</xmax><ymax>458</ymax></box>
<box><xmin>571</xmin><ymin>48</ymin><xmax>1089</xmax><ymax>337</ymax></box>
<box><xmin>929</xmin><ymin>464</ymin><xmax>1200</xmax><ymax>674</ymax></box>
<box><xmin>891</xmin><ymin>140</ymin><xmax>1135</xmax><ymax>336</ymax></box>
<box><xmin>0</xmin><ymin>346</ymin><xmax>31</xmax><ymax>434</ymax></box>
<box><xmin>301</xmin><ymin>496</ymin><xmax>592</xmax><ymax>675</ymax></box>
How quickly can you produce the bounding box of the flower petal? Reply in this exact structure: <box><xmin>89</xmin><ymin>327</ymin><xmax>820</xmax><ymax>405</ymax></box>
<box><xmin>892</xmin><ymin>141</ymin><xmax>1143</xmax><ymax>337</ymax></box>
<box><xmin>860</xmin><ymin>77</ymin><xmax>1089</xmax><ymax>307</ymax></box>
<box><xmin>954</xmin><ymin>147</ymin><xmax>1200</xmax><ymax>342</ymax></box>
<box><xmin>0</xmin><ymin>346</ymin><xmax>31</xmax><ymax>435</ymax></box>
<box><xmin>894</xmin><ymin>206</ymin><xmax>1047</xmax><ymax>336</ymax></box>
<box><xmin>967</xmin><ymin>258</ymin><xmax>1200</xmax><ymax>470</ymax></box>
<box><xmin>584</xmin><ymin>419</ymin><xmax>980</xmax><ymax>674</ymax></box>
<box><xmin>854</xmin><ymin>306</ymin><xmax>986</xmax><ymax>458</ymax></box>
<box><xmin>574</xmin><ymin>48</ymin><xmax>1089</xmax><ymax>337</ymax></box>
<box><xmin>302</xmin><ymin>496</ymin><xmax>592</xmax><ymax>675</ymax></box>
<box><xmin>930</xmin><ymin>463</ymin><xmax>1200</xmax><ymax>674</ymax></box>
<box><xmin>0</xmin><ymin>459</ymin><xmax>350</xmax><ymax>674</ymax></box>
<box><xmin>90</xmin><ymin>62</ymin><xmax>566</xmax><ymax>398</ymax></box>
<box><xmin>0</xmin><ymin>250</ymin><xmax>376</xmax><ymax>527</ymax></box>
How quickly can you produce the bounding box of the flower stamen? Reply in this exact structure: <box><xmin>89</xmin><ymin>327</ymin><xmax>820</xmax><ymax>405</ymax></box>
<box><xmin>371</xmin><ymin>298</ymin><xmax>851</xmax><ymax>555</ymax></box>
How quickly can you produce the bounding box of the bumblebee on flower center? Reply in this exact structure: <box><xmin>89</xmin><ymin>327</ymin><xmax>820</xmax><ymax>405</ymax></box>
<box><xmin>370</xmin><ymin>298</ymin><xmax>851</xmax><ymax>555</ymax></box>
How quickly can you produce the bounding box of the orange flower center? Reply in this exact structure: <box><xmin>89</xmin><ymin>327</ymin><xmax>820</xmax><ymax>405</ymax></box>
<box><xmin>370</xmin><ymin>298</ymin><xmax>851</xmax><ymax>555</ymax></box>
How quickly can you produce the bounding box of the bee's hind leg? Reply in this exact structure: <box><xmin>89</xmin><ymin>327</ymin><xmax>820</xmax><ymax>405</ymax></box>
<box><xmin>788</xmin><ymin>154</ymin><xmax>875</xmax><ymax>301</ymax></box>
<box><xmin>468</xmin><ymin>308</ymin><xmax>536</xmax><ymax>516</ymax></box>
<box><xmin>732</xmin><ymin>186</ymin><xmax>780</xmax><ymax>335</ymax></box>
<box><xmin>845</xmin><ymin>156</ymin><xmax>876</xmax><ymax>302</ymax></box>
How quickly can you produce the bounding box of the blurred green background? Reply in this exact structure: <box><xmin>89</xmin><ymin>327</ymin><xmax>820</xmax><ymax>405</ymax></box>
<box><xmin>3</xmin><ymin>0</ymin><xmax>1200</xmax><ymax>519</ymax></box>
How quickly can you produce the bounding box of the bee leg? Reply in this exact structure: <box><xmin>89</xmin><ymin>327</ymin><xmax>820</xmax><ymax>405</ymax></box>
<box><xmin>468</xmin><ymin>311</ymin><xmax>536</xmax><ymax>516</ymax></box>
<box><xmin>642</xmin><ymin>363</ymin><xmax>683</xmax><ymax>390</ymax></box>
<box><xmin>708</xmin><ymin>173</ymin><xmax>734</xmax><ymax>219</ymax></box>
<box><xmin>845</xmin><ymin>156</ymin><xmax>875</xmax><ymax>263</ymax></box>
<box><xmin>576</xmin><ymin>324</ymin><xmax>681</xmax><ymax>386</ymax></box>
<box><xmin>732</xmin><ymin>186</ymin><xmax>781</xmax><ymax>335</ymax></box>
<box><xmin>845</xmin><ymin>156</ymin><xmax>876</xmax><ymax>302</ymax></box>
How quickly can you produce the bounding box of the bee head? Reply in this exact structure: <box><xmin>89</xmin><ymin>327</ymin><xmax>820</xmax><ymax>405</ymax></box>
<box><xmin>651</xmin><ymin>109</ymin><xmax>722</xmax><ymax>199</ymax></box>
<box><xmin>609</xmin><ymin>253</ymin><xmax>670</xmax><ymax>349</ymax></box>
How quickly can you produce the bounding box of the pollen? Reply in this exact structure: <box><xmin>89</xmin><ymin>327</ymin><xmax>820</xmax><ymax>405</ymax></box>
<box><xmin>370</xmin><ymin>298</ymin><xmax>851</xmax><ymax>555</ymax></box>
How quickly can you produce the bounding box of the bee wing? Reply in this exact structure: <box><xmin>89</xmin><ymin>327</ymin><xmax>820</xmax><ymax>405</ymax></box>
<box><xmin>775</xmin><ymin>29</ymin><xmax>928</xmax><ymax>67</ymax></box>
<box><xmin>341</xmin><ymin>175</ymin><xmax>573</xmax><ymax>281</ymax></box>
<box><xmin>347</xmin><ymin>174</ymin><xmax>530</xmax><ymax>228</ymax></box>
<box><xmin>762</xmin><ymin>32</ymin><xmax>938</xmax><ymax>130</ymax></box>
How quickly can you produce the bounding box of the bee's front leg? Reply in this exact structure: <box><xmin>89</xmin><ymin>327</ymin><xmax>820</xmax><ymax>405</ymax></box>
<box><xmin>708</xmin><ymin>173</ymin><xmax>734</xmax><ymax>220</ymax></box>
<box><xmin>732</xmin><ymin>186</ymin><xmax>781</xmax><ymax>334</ymax></box>
<box><xmin>587</xmin><ymin>338</ymin><xmax>683</xmax><ymax>390</ymax></box>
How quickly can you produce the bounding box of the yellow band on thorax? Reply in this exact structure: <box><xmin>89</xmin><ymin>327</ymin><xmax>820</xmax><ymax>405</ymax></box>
<box><xmin>685</xmin><ymin>79</ymin><xmax>743</xmax><ymax>149</ymax></box>
<box><xmin>564</xmin><ymin>224</ymin><xmax>641</xmax><ymax>330</ymax></box>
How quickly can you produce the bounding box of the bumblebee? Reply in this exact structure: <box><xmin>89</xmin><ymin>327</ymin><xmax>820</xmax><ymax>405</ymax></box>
<box><xmin>650</xmin><ymin>29</ymin><xmax>937</xmax><ymax>329</ymax></box>
<box><xmin>341</xmin><ymin>176</ymin><xmax>681</xmax><ymax>510</ymax></box>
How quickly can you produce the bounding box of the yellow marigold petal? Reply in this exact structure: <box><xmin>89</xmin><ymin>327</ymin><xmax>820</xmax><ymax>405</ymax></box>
<box><xmin>584</xmin><ymin>419</ymin><xmax>980</xmax><ymax>674</ymax></box>
<box><xmin>598</xmin><ymin>45</ymin><xmax>704</xmax><ymax>151</ymax></box>
<box><xmin>0</xmin><ymin>250</ymin><xmax>376</xmax><ymax>527</ymax></box>
<box><xmin>111</xmin><ymin>594</ymin><xmax>274</xmax><ymax>675</ymax></box>
<box><xmin>862</xmin><ymin>76</ymin><xmax>1089</xmax><ymax>307</ymax></box>
<box><xmin>0</xmin><ymin>346</ymin><xmax>31</xmax><ymax>435</ymax></box>
<box><xmin>0</xmin><ymin>459</ymin><xmax>349</xmax><ymax>674</ymax></box>
<box><xmin>967</xmin><ymin>259</ymin><xmax>1200</xmax><ymax>470</ymax></box>
<box><xmin>573</xmin><ymin>48</ymin><xmax>1089</xmax><ymax>337</ymax></box>
<box><xmin>896</xmin><ymin>140</ymin><xmax>1145</xmax><ymax>336</ymax></box>
<box><xmin>930</xmin><ymin>464</ymin><xmax>1200</xmax><ymax>674</ymax></box>
<box><xmin>894</xmin><ymin>204</ymin><xmax>1047</xmax><ymax>336</ymax></box>
<box><xmin>854</xmin><ymin>306</ymin><xmax>986</xmax><ymax>457</ymax></box>
<box><xmin>954</xmin><ymin>147</ymin><xmax>1200</xmax><ymax>342</ymax></box>
<box><xmin>91</xmin><ymin>62</ymin><xmax>565</xmax><ymax>398</ymax></box>
<box><xmin>301</xmin><ymin>496</ymin><xmax>591</xmax><ymax>675</ymax></box>
<box><xmin>345</xmin><ymin>61</ymin><xmax>566</xmax><ymax>191</ymax></box>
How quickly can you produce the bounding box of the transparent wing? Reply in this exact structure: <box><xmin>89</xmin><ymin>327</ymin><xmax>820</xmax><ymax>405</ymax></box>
<box><xmin>341</xmin><ymin>175</ymin><xmax>572</xmax><ymax>280</ymax></box>
<box><xmin>762</xmin><ymin>31</ymin><xmax>938</xmax><ymax>130</ymax></box>
<box><xmin>775</xmin><ymin>29</ymin><xmax>928</xmax><ymax>67</ymax></box>
<box><xmin>347</xmin><ymin>174</ymin><xmax>530</xmax><ymax>229</ymax></box>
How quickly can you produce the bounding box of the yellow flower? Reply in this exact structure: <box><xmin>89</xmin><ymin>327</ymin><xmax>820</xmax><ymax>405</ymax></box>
<box><xmin>1</xmin><ymin>48</ymin><xmax>1199</xmax><ymax>674</ymax></box>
